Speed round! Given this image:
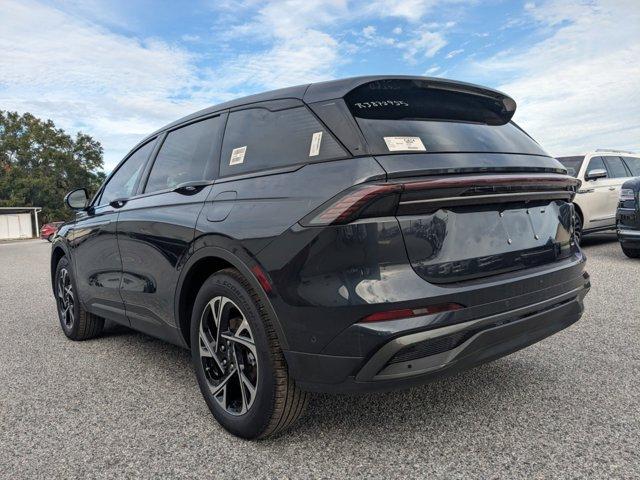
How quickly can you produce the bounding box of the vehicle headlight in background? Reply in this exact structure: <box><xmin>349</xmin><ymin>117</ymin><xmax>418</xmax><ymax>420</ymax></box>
<box><xmin>619</xmin><ymin>189</ymin><xmax>635</xmax><ymax>202</ymax></box>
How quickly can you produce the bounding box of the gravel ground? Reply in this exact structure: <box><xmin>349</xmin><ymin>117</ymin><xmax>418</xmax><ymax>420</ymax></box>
<box><xmin>1</xmin><ymin>236</ymin><xmax>638</xmax><ymax>479</ymax></box>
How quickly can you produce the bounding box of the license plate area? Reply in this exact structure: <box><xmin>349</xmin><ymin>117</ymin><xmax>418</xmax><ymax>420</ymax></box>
<box><xmin>399</xmin><ymin>200</ymin><xmax>574</xmax><ymax>283</ymax></box>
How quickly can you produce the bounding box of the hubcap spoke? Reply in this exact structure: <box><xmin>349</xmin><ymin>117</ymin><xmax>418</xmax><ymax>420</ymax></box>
<box><xmin>237</xmin><ymin>366</ymin><xmax>256</xmax><ymax>413</ymax></box>
<box><xmin>199</xmin><ymin>329</ymin><xmax>225</xmax><ymax>372</ymax></box>
<box><xmin>210</xmin><ymin>367</ymin><xmax>236</xmax><ymax>396</ymax></box>
<box><xmin>209</xmin><ymin>296</ymin><xmax>230</xmax><ymax>353</ymax></box>
<box><xmin>220</xmin><ymin>332</ymin><xmax>257</xmax><ymax>357</ymax></box>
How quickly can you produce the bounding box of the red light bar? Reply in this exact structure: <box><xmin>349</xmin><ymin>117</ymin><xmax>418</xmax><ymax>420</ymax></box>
<box><xmin>304</xmin><ymin>184</ymin><xmax>402</xmax><ymax>226</ymax></box>
<box><xmin>360</xmin><ymin>303</ymin><xmax>463</xmax><ymax>323</ymax></box>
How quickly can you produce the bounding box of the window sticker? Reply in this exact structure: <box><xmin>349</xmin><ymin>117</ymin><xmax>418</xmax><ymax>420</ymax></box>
<box><xmin>229</xmin><ymin>146</ymin><xmax>247</xmax><ymax>165</ymax></box>
<box><xmin>384</xmin><ymin>137</ymin><xmax>426</xmax><ymax>152</ymax></box>
<box><xmin>309</xmin><ymin>131</ymin><xmax>323</xmax><ymax>157</ymax></box>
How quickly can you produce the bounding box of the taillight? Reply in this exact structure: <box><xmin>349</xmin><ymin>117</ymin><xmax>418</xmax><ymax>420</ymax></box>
<box><xmin>300</xmin><ymin>174</ymin><xmax>578</xmax><ymax>227</ymax></box>
<box><xmin>360</xmin><ymin>303</ymin><xmax>463</xmax><ymax>323</ymax></box>
<box><xmin>620</xmin><ymin>189</ymin><xmax>635</xmax><ymax>202</ymax></box>
<box><xmin>300</xmin><ymin>183</ymin><xmax>402</xmax><ymax>226</ymax></box>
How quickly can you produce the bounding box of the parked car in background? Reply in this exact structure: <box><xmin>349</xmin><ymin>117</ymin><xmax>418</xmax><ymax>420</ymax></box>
<box><xmin>51</xmin><ymin>76</ymin><xmax>590</xmax><ymax>439</ymax></box>
<box><xmin>557</xmin><ymin>150</ymin><xmax>640</xmax><ymax>243</ymax></box>
<box><xmin>616</xmin><ymin>177</ymin><xmax>640</xmax><ymax>258</ymax></box>
<box><xmin>40</xmin><ymin>221</ymin><xmax>64</xmax><ymax>241</ymax></box>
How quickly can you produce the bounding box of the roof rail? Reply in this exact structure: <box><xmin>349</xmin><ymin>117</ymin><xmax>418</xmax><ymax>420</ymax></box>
<box><xmin>595</xmin><ymin>149</ymin><xmax>636</xmax><ymax>154</ymax></box>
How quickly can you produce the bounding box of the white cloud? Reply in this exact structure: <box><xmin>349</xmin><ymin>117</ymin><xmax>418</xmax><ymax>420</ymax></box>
<box><xmin>424</xmin><ymin>65</ymin><xmax>441</xmax><ymax>75</ymax></box>
<box><xmin>445</xmin><ymin>48</ymin><xmax>464</xmax><ymax>59</ymax></box>
<box><xmin>362</xmin><ymin>25</ymin><xmax>377</xmax><ymax>39</ymax></box>
<box><xmin>398</xmin><ymin>31</ymin><xmax>448</xmax><ymax>62</ymax></box>
<box><xmin>476</xmin><ymin>0</ymin><xmax>640</xmax><ymax>156</ymax></box>
<box><xmin>364</xmin><ymin>0</ymin><xmax>462</xmax><ymax>22</ymax></box>
<box><xmin>181</xmin><ymin>34</ymin><xmax>200</xmax><ymax>42</ymax></box>
<box><xmin>214</xmin><ymin>30</ymin><xmax>340</xmax><ymax>90</ymax></box>
<box><xmin>213</xmin><ymin>1</ymin><xmax>345</xmax><ymax>90</ymax></box>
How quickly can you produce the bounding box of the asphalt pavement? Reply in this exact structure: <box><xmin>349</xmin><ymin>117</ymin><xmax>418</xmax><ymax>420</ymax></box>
<box><xmin>1</xmin><ymin>236</ymin><xmax>638</xmax><ymax>479</ymax></box>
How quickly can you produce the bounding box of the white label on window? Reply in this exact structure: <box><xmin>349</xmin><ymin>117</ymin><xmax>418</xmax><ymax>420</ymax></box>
<box><xmin>309</xmin><ymin>131</ymin><xmax>323</xmax><ymax>157</ymax></box>
<box><xmin>229</xmin><ymin>146</ymin><xmax>246</xmax><ymax>165</ymax></box>
<box><xmin>383</xmin><ymin>136</ymin><xmax>426</xmax><ymax>152</ymax></box>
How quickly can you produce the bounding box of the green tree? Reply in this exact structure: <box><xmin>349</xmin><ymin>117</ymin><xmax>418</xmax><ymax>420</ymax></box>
<box><xmin>0</xmin><ymin>111</ymin><xmax>105</xmax><ymax>223</ymax></box>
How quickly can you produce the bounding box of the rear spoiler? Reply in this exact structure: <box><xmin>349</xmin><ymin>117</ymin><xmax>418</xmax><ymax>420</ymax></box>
<box><xmin>304</xmin><ymin>75</ymin><xmax>517</xmax><ymax>124</ymax></box>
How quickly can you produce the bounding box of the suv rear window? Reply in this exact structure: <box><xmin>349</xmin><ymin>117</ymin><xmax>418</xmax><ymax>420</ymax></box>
<box><xmin>556</xmin><ymin>156</ymin><xmax>584</xmax><ymax>177</ymax></box>
<box><xmin>344</xmin><ymin>79</ymin><xmax>547</xmax><ymax>156</ymax></box>
<box><xmin>220</xmin><ymin>106</ymin><xmax>346</xmax><ymax>176</ymax></box>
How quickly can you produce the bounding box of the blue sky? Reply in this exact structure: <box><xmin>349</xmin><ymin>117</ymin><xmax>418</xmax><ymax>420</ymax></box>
<box><xmin>1</xmin><ymin>0</ymin><xmax>639</xmax><ymax>171</ymax></box>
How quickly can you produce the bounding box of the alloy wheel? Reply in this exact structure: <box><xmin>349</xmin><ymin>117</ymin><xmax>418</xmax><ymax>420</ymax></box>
<box><xmin>198</xmin><ymin>296</ymin><xmax>259</xmax><ymax>416</ymax></box>
<box><xmin>57</xmin><ymin>268</ymin><xmax>75</xmax><ymax>329</ymax></box>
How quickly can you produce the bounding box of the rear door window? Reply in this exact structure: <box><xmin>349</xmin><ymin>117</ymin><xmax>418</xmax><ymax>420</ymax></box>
<box><xmin>144</xmin><ymin>116</ymin><xmax>223</xmax><ymax>193</ymax></box>
<box><xmin>100</xmin><ymin>139</ymin><xmax>156</xmax><ymax>205</ymax></box>
<box><xmin>220</xmin><ymin>106</ymin><xmax>346</xmax><ymax>176</ymax></box>
<box><xmin>603</xmin><ymin>156</ymin><xmax>630</xmax><ymax>178</ymax></box>
<box><xmin>344</xmin><ymin>79</ymin><xmax>548</xmax><ymax>156</ymax></box>
<box><xmin>622</xmin><ymin>156</ymin><xmax>640</xmax><ymax>176</ymax></box>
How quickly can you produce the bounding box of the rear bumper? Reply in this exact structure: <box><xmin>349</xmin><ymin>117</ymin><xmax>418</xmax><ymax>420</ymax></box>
<box><xmin>286</xmin><ymin>279</ymin><xmax>589</xmax><ymax>393</ymax></box>
<box><xmin>617</xmin><ymin>228</ymin><xmax>640</xmax><ymax>247</ymax></box>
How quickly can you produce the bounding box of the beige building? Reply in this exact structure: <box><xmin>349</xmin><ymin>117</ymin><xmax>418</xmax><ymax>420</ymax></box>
<box><xmin>0</xmin><ymin>207</ymin><xmax>41</xmax><ymax>240</ymax></box>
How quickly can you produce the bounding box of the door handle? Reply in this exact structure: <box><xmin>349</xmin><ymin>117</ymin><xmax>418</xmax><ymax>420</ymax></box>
<box><xmin>173</xmin><ymin>180</ymin><xmax>212</xmax><ymax>195</ymax></box>
<box><xmin>109</xmin><ymin>198</ymin><xmax>128</xmax><ymax>209</ymax></box>
<box><xmin>609</xmin><ymin>187</ymin><xmax>616</xmax><ymax>191</ymax></box>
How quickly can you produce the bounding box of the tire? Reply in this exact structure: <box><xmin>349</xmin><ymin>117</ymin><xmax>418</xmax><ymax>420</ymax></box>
<box><xmin>190</xmin><ymin>268</ymin><xmax>308</xmax><ymax>439</ymax></box>
<box><xmin>574</xmin><ymin>211</ymin><xmax>583</xmax><ymax>245</ymax></box>
<box><xmin>622</xmin><ymin>246</ymin><xmax>640</xmax><ymax>258</ymax></box>
<box><xmin>54</xmin><ymin>256</ymin><xmax>104</xmax><ymax>340</ymax></box>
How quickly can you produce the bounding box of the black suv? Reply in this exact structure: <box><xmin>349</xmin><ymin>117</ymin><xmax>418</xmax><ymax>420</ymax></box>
<box><xmin>52</xmin><ymin>76</ymin><xmax>590</xmax><ymax>439</ymax></box>
<box><xmin>617</xmin><ymin>177</ymin><xmax>640</xmax><ymax>258</ymax></box>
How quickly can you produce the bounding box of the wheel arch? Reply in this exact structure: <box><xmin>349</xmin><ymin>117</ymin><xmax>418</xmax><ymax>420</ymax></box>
<box><xmin>175</xmin><ymin>246</ymin><xmax>289</xmax><ymax>351</ymax></box>
<box><xmin>573</xmin><ymin>202</ymin><xmax>584</xmax><ymax>223</ymax></box>
<box><xmin>50</xmin><ymin>241</ymin><xmax>70</xmax><ymax>292</ymax></box>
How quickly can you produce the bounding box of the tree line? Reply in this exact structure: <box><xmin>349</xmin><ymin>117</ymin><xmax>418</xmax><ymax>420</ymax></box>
<box><xmin>0</xmin><ymin>110</ymin><xmax>105</xmax><ymax>223</ymax></box>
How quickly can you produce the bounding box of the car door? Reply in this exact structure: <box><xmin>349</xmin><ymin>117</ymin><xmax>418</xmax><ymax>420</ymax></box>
<box><xmin>68</xmin><ymin>139</ymin><xmax>156</xmax><ymax>323</ymax></box>
<box><xmin>602</xmin><ymin>156</ymin><xmax>633</xmax><ymax>224</ymax></box>
<box><xmin>581</xmin><ymin>156</ymin><xmax>614</xmax><ymax>229</ymax></box>
<box><xmin>115</xmin><ymin>113</ymin><xmax>226</xmax><ymax>343</ymax></box>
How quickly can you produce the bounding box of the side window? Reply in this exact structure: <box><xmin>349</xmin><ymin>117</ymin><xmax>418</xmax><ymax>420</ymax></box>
<box><xmin>100</xmin><ymin>140</ymin><xmax>155</xmax><ymax>205</ymax></box>
<box><xmin>603</xmin><ymin>156</ymin><xmax>629</xmax><ymax>178</ymax></box>
<box><xmin>586</xmin><ymin>156</ymin><xmax>607</xmax><ymax>177</ymax></box>
<box><xmin>144</xmin><ymin>116</ymin><xmax>223</xmax><ymax>193</ymax></box>
<box><xmin>220</xmin><ymin>106</ymin><xmax>347</xmax><ymax>176</ymax></box>
<box><xmin>622</xmin><ymin>156</ymin><xmax>640</xmax><ymax>176</ymax></box>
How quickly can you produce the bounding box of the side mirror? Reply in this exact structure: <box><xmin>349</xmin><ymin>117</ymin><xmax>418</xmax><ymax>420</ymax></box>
<box><xmin>65</xmin><ymin>188</ymin><xmax>89</xmax><ymax>210</ymax></box>
<box><xmin>585</xmin><ymin>168</ymin><xmax>607</xmax><ymax>181</ymax></box>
